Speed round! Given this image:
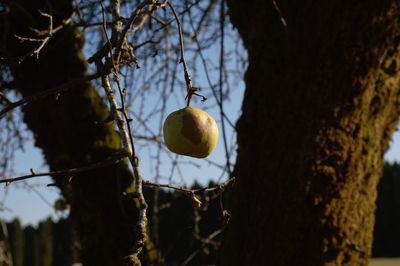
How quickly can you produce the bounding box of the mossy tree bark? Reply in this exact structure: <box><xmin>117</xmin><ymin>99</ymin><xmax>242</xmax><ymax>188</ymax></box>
<box><xmin>3</xmin><ymin>1</ymin><xmax>152</xmax><ymax>265</ymax></box>
<box><xmin>221</xmin><ymin>1</ymin><xmax>400</xmax><ymax>265</ymax></box>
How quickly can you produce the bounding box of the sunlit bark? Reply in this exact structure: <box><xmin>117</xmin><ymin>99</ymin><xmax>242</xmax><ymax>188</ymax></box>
<box><xmin>221</xmin><ymin>1</ymin><xmax>400</xmax><ymax>265</ymax></box>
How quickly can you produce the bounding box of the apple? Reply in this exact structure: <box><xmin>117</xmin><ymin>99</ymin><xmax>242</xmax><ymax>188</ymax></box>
<box><xmin>163</xmin><ymin>107</ymin><xmax>219</xmax><ymax>158</ymax></box>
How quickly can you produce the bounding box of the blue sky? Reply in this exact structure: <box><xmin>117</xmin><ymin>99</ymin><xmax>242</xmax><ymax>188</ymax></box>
<box><xmin>2</xmin><ymin>113</ymin><xmax>400</xmax><ymax>226</ymax></box>
<box><xmin>0</xmin><ymin>8</ymin><xmax>246</xmax><ymax>225</ymax></box>
<box><xmin>0</xmin><ymin>42</ymin><xmax>246</xmax><ymax>226</ymax></box>
<box><xmin>2</xmin><ymin>45</ymin><xmax>400</xmax><ymax>226</ymax></box>
<box><xmin>385</xmin><ymin>130</ymin><xmax>400</xmax><ymax>163</ymax></box>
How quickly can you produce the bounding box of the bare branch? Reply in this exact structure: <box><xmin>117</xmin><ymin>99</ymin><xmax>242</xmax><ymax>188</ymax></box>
<box><xmin>88</xmin><ymin>0</ymin><xmax>157</xmax><ymax>65</ymax></box>
<box><xmin>181</xmin><ymin>229</ymin><xmax>223</xmax><ymax>266</ymax></box>
<box><xmin>143</xmin><ymin>177</ymin><xmax>235</xmax><ymax>207</ymax></box>
<box><xmin>115</xmin><ymin>0</ymin><xmax>155</xmax><ymax>64</ymax></box>
<box><xmin>12</xmin><ymin>11</ymin><xmax>73</xmax><ymax>61</ymax></box>
<box><xmin>166</xmin><ymin>1</ymin><xmax>198</xmax><ymax>107</ymax></box>
<box><xmin>98</xmin><ymin>2</ymin><xmax>150</xmax><ymax>261</ymax></box>
<box><xmin>187</xmin><ymin>5</ymin><xmax>236</xmax><ymax>129</ymax></box>
<box><xmin>0</xmin><ymin>151</ymin><xmax>128</xmax><ymax>184</ymax></box>
<box><xmin>0</xmin><ymin>72</ymin><xmax>102</xmax><ymax>119</ymax></box>
<box><xmin>218</xmin><ymin>0</ymin><xmax>232</xmax><ymax>176</ymax></box>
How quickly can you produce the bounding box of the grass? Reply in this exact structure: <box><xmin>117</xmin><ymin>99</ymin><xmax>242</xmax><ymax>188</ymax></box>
<box><xmin>369</xmin><ymin>258</ymin><xmax>400</xmax><ymax>266</ymax></box>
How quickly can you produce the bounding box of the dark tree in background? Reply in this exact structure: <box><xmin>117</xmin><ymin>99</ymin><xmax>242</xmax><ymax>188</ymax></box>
<box><xmin>5</xmin><ymin>165</ymin><xmax>400</xmax><ymax>265</ymax></box>
<box><xmin>23</xmin><ymin>226</ymin><xmax>40</xmax><ymax>266</ymax></box>
<box><xmin>373</xmin><ymin>163</ymin><xmax>400</xmax><ymax>257</ymax></box>
<box><xmin>6</xmin><ymin>219</ymin><xmax>23</xmax><ymax>266</ymax></box>
<box><xmin>52</xmin><ymin>218</ymin><xmax>77</xmax><ymax>266</ymax></box>
<box><xmin>37</xmin><ymin>218</ymin><xmax>53</xmax><ymax>266</ymax></box>
<box><xmin>221</xmin><ymin>1</ymin><xmax>400</xmax><ymax>265</ymax></box>
<box><xmin>5</xmin><ymin>218</ymin><xmax>79</xmax><ymax>266</ymax></box>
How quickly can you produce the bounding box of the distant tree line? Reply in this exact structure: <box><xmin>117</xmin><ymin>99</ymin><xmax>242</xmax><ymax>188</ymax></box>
<box><xmin>3</xmin><ymin>181</ymin><xmax>225</xmax><ymax>265</ymax></box>
<box><xmin>2</xmin><ymin>163</ymin><xmax>400</xmax><ymax>265</ymax></box>
<box><xmin>372</xmin><ymin>162</ymin><xmax>400</xmax><ymax>257</ymax></box>
<box><xmin>4</xmin><ymin>217</ymin><xmax>78</xmax><ymax>266</ymax></box>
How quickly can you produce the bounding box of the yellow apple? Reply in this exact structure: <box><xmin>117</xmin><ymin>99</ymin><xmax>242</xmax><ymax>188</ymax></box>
<box><xmin>163</xmin><ymin>107</ymin><xmax>219</xmax><ymax>158</ymax></box>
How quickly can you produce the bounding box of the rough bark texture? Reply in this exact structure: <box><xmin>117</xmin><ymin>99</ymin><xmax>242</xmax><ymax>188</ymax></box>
<box><xmin>221</xmin><ymin>1</ymin><xmax>400</xmax><ymax>265</ymax></box>
<box><xmin>2</xmin><ymin>1</ymin><xmax>155</xmax><ymax>265</ymax></box>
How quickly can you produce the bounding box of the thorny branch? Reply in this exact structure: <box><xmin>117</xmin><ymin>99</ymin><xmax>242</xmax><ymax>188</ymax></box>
<box><xmin>96</xmin><ymin>1</ymin><xmax>161</xmax><ymax>263</ymax></box>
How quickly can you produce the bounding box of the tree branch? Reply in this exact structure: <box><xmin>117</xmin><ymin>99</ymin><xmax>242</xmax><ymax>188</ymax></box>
<box><xmin>0</xmin><ymin>73</ymin><xmax>102</xmax><ymax>119</ymax></box>
<box><xmin>0</xmin><ymin>151</ymin><xmax>128</xmax><ymax>184</ymax></box>
<box><xmin>143</xmin><ymin>177</ymin><xmax>235</xmax><ymax>208</ymax></box>
<box><xmin>166</xmin><ymin>1</ymin><xmax>197</xmax><ymax>107</ymax></box>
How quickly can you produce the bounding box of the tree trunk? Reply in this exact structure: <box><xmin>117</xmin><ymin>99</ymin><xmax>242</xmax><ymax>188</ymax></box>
<box><xmin>2</xmin><ymin>1</ymin><xmax>156</xmax><ymax>264</ymax></box>
<box><xmin>221</xmin><ymin>1</ymin><xmax>400</xmax><ymax>265</ymax></box>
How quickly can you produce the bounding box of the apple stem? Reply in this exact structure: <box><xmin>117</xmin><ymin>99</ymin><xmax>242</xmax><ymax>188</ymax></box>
<box><xmin>167</xmin><ymin>1</ymin><xmax>196</xmax><ymax>107</ymax></box>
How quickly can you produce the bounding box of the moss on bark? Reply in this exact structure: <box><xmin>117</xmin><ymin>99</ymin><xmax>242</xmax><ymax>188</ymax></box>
<box><xmin>221</xmin><ymin>1</ymin><xmax>400</xmax><ymax>265</ymax></box>
<box><xmin>3</xmin><ymin>0</ymin><xmax>157</xmax><ymax>264</ymax></box>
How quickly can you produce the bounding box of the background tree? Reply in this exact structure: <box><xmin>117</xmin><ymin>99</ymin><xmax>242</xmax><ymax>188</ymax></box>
<box><xmin>372</xmin><ymin>162</ymin><xmax>400</xmax><ymax>257</ymax></box>
<box><xmin>5</xmin><ymin>166</ymin><xmax>400</xmax><ymax>265</ymax></box>
<box><xmin>37</xmin><ymin>218</ymin><xmax>53</xmax><ymax>266</ymax></box>
<box><xmin>6</xmin><ymin>218</ymin><xmax>24</xmax><ymax>266</ymax></box>
<box><xmin>1</xmin><ymin>0</ymin><xmax>148</xmax><ymax>264</ymax></box>
<box><xmin>24</xmin><ymin>226</ymin><xmax>40</xmax><ymax>266</ymax></box>
<box><xmin>52</xmin><ymin>218</ymin><xmax>76</xmax><ymax>266</ymax></box>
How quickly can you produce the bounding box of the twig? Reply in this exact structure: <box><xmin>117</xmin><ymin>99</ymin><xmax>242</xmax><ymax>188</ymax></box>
<box><xmin>133</xmin><ymin>39</ymin><xmax>160</xmax><ymax>50</ymax></box>
<box><xmin>0</xmin><ymin>152</ymin><xmax>128</xmax><ymax>184</ymax></box>
<box><xmin>99</xmin><ymin>73</ymin><xmax>149</xmax><ymax>264</ymax></box>
<box><xmin>181</xmin><ymin>229</ymin><xmax>223</xmax><ymax>266</ymax></box>
<box><xmin>115</xmin><ymin>0</ymin><xmax>155</xmax><ymax>63</ymax></box>
<box><xmin>100</xmin><ymin>1</ymin><xmax>135</xmax><ymax>160</ymax></box>
<box><xmin>101</xmin><ymin>73</ymin><xmax>133</xmax><ymax>155</ymax></box>
<box><xmin>166</xmin><ymin>1</ymin><xmax>196</xmax><ymax>107</ymax></box>
<box><xmin>89</xmin><ymin>0</ymin><xmax>155</xmax><ymax>65</ymax></box>
<box><xmin>193</xmin><ymin>176</ymin><xmax>235</xmax><ymax>193</ymax></box>
<box><xmin>143</xmin><ymin>177</ymin><xmax>235</xmax><ymax>208</ymax></box>
<box><xmin>0</xmin><ymin>73</ymin><xmax>102</xmax><ymax>119</ymax></box>
<box><xmin>13</xmin><ymin>11</ymin><xmax>73</xmax><ymax>61</ymax></box>
<box><xmin>187</xmin><ymin>6</ymin><xmax>236</xmax><ymax>129</ymax></box>
<box><xmin>111</xmin><ymin>0</ymin><xmax>122</xmax><ymax>40</ymax></box>
<box><xmin>218</xmin><ymin>0</ymin><xmax>232</xmax><ymax>176</ymax></box>
<box><xmin>272</xmin><ymin>0</ymin><xmax>287</xmax><ymax>28</ymax></box>
<box><xmin>14</xmin><ymin>11</ymin><xmax>53</xmax><ymax>59</ymax></box>
<box><xmin>143</xmin><ymin>180</ymin><xmax>193</xmax><ymax>193</ymax></box>
<box><xmin>152</xmin><ymin>0</ymin><xmax>201</xmax><ymax>34</ymax></box>
<box><xmin>0</xmin><ymin>92</ymin><xmax>12</xmax><ymax>105</ymax></box>
<box><xmin>98</xmin><ymin>2</ymin><xmax>149</xmax><ymax>263</ymax></box>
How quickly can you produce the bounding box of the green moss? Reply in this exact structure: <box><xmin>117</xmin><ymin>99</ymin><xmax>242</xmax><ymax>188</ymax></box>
<box><xmin>6</xmin><ymin>11</ymin><xmax>157</xmax><ymax>266</ymax></box>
